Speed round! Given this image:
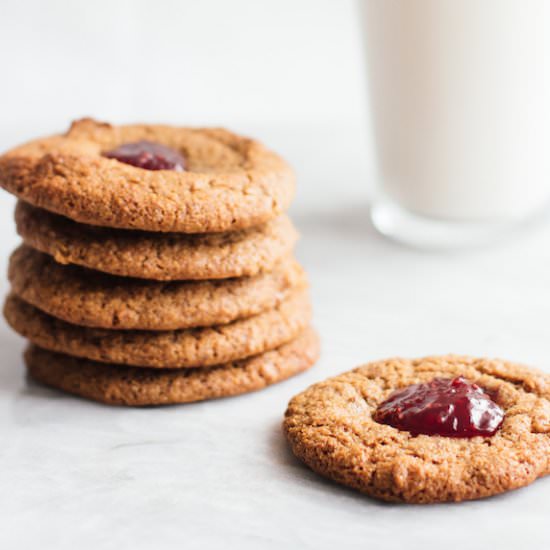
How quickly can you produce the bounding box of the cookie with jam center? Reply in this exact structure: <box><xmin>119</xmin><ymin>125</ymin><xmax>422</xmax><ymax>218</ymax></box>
<box><xmin>0</xmin><ymin>118</ymin><xmax>295</xmax><ymax>233</ymax></box>
<box><xmin>25</xmin><ymin>328</ymin><xmax>320</xmax><ymax>406</ymax></box>
<box><xmin>9</xmin><ymin>245</ymin><xmax>307</xmax><ymax>330</ymax></box>
<box><xmin>5</xmin><ymin>290</ymin><xmax>311</xmax><ymax>369</ymax></box>
<box><xmin>15</xmin><ymin>201</ymin><xmax>298</xmax><ymax>281</ymax></box>
<box><xmin>284</xmin><ymin>355</ymin><xmax>550</xmax><ymax>503</ymax></box>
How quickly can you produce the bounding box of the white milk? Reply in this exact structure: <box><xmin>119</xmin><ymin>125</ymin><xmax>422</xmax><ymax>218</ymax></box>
<box><xmin>362</xmin><ymin>0</ymin><xmax>550</xmax><ymax>222</ymax></box>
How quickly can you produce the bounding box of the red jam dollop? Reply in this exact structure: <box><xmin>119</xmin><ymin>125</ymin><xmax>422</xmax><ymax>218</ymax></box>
<box><xmin>103</xmin><ymin>140</ymin><xmax>186</xmax><ymax>171</ymax></box>
<box><xmin>373</xmin><ymin>376</ymin><xmax>504</xmax><ymax>438</ymax></box>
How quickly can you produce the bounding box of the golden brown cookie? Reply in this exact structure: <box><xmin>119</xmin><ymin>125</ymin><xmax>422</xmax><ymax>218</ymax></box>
<box><xmin>284</xmin><ymin>355</ymin><xmax>550</xmax><ymax>503</ymax></box>
<box><xmin>5</xmin><ymin>291</ymin><xmax>311</xmax><ymax>368</ymax></box>
<box><xmin>9</xmin><ymin>246</ymin><xmax>307</xmax><ymax>330</ymax></box>
<box><xmin>25</xmin><ymin>328</ymin><xmax>320</xmax><ymax>406</ymax></box>
<box><xmin>15</xmin><ymin>201</ymin><xmax>298</xmax><ymax>281</ymax></box>
<box><xmin>0</xmin><ymin>118</ymin><xmax>295</xmax><ymax>233</ymax></box>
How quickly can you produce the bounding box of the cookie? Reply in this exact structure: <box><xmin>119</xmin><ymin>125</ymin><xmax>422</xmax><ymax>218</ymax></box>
<box><xmin>284</xmin><ymin>355</ymin><xmax>550</xmax><ymax>503</ymax></box>
<box><xmin>15</xmin><ymin>201</ymin><xmax>298</xmax><ymax>281</ymax></box>
<box><xmin>0</xmin><ymin>118</ymin><xmax>295</xmax><ymax>233</ymax></box>
<box><xmin>25</xmin><ymin>328</ymin><xmax>320</xmax><ymax>406</ymax></box>
<box><xmin>9</xmin><ymin>246</ymin><xmax>307</xmax><ymax>330</ymax></box>
<box><xmin>5</xmin><ymin>291</ymin><xmax>311</xmax><ymax>368</ymax></box>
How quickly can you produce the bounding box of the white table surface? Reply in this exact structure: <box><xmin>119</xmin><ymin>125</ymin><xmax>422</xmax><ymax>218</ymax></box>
<box><xmin>1</xmin><ymin>123</ymin><xmax>549</xmax><ymax>550</ymax></box>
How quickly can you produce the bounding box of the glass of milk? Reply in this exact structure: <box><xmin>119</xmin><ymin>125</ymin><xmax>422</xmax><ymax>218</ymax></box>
<box><xmin>360</xmin><ymin>0</ymin><xmax>550</xmax><ymax>248</ymax></box>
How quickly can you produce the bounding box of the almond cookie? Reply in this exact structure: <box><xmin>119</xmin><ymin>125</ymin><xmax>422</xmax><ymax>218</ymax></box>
<box><xmin>24</xmin><ymin>328</ymin><xmax>319</xmax><ymax>406</ymax></box>
<box><xmin>15</xmin><ymin>201</ymin><xmax>298</xmax><ymax>281</ymax></box>
<box><xmin>9</xmin><ymin>246</ymin><xmax>307</xmax><ymax>330</ymax></box>
<box><xmin>0</xmin><ymin>118</ymin><xmax>295</xmax><ymax>233</ymax></box>
<box><xmin>284</xmin><ymin>355</ymin><xmax>550</xmax><ymax>503</ymax></box>
<box><xmin>5</xmin><ymin>291</ymin><xmax>311</xmax><ymax>368</ymax></box>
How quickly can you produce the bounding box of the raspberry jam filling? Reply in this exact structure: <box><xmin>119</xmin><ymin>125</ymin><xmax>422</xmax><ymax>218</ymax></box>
<box><xmin>373</xmin><ymin>376</ymin><xmax>504</xmax><ymax>437</ymax></box>
<box><xmin>103</xmin><ymin>141</ymin><xmax>186</xmax><ymax>171</ymax></box>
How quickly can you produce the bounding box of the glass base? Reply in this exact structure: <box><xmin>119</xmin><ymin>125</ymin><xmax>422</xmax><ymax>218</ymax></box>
<box><xmin>370</xmin><ymin>196</ymin><xmax>539</xmax><ymax>250</ymax></box>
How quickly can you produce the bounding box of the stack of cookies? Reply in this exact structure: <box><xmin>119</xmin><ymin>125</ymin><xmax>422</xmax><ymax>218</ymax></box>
<box><xmin>0</xmin><ymin>118</ymin><xmax>319</xmax><ymax>406</ymax></box>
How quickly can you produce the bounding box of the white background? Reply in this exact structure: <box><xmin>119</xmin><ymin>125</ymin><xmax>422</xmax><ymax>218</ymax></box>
<box><xmin>1</xmin><ymin>1</ymin><xmax>549</xmax><ymax>549</ymax></box>
<box><xmin>0</xmin><ymin>0</ymin><xmax>367</xmax><ymax>134</ymax></box>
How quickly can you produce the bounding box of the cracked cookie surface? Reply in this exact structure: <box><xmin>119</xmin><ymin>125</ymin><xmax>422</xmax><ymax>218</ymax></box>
<box><xmin>15</xmin><ymin>201</ymin><xmax>298</xmax><ymax>280</ymax></box>
<box><xmin>9</xmin><ymin>245</ymin><xmax>307</xmax><ymax>330</ymax></box>
<box><xmin>0</xmin><ymin>118</ymin><xmax>295</xmax><ymax>233</ymax></box>
<box><xmin>25</xmin><ymin>328</ymin><xmax>320</xmax><ymax>406</ymax></box>
<box><xmin>284</xmin><ymin>355</ymin><xmax>550</xmax><ymax>503</ymax></box>
<box><xmin>5</xmin><ymin>291</ymin><xmax>311</xmax><ymax>368</ymax></box>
